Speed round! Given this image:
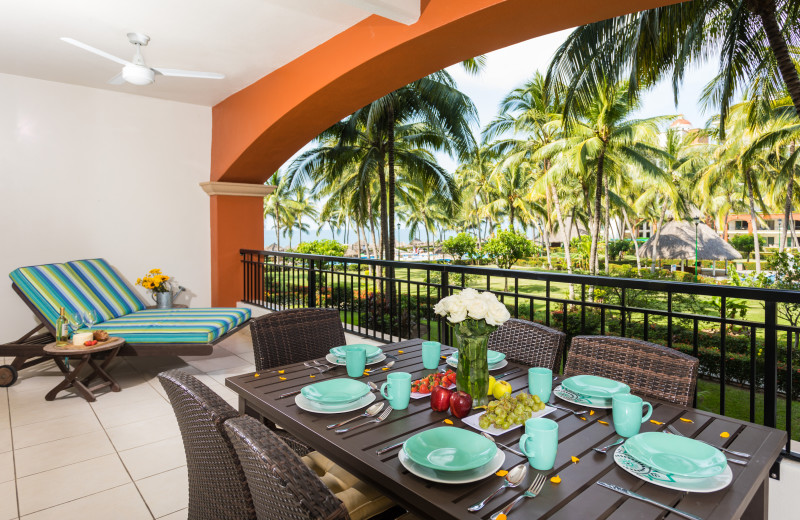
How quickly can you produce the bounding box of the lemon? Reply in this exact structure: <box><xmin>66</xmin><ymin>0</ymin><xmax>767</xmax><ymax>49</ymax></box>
<box><xmin>487</xmin><ymin>376</ymin><xmax>496</xmax><ymax>395</ymax></box>
<box><xmin>492</xmin><ymin>380</ymin><xmax>512</xmax><ymax>399</ymax></box>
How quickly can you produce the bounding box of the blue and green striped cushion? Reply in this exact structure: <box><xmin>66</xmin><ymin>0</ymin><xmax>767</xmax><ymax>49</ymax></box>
<box><xmin>9</xmin><ymin>263</ymin><xmax>115</xmax><ymax>327</ymax></box>
<box><xmin>67</xmin><ymin>259</ymin><xmax>146</xmax><ymax>318</ymax></box>
<box><xmin>83</xmin><ymin>308</ymin><xmax>251</xmax><ymax>343</ymax></box>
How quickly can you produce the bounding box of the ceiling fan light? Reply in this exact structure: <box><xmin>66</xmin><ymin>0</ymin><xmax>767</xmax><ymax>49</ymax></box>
<box><xmin>122</xmin><ymin>64</ymin><xmax>154</xmax><ymax>86</ymax></box>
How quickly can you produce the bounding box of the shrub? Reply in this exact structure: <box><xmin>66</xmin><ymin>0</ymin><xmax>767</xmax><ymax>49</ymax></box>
<box><xmin>482</xmin><ymin>229</ymin><xmax>535</xmax><ymax>270</ymax></box>
<box><xmin>294</xmin><ymin>239</ymin><xmax>346</xmax><ymax>257</ymax></box>
<box><xmin>442</xmin><ymin>233</ymin><xmax>478</xmax><ymax>262</ymax></box>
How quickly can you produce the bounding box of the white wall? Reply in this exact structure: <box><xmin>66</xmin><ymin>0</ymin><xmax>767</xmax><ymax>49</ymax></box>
<box><xmin>0</xmin><ymin>73</ymin><xmax>212</xmax><ymax>339</ymax></box>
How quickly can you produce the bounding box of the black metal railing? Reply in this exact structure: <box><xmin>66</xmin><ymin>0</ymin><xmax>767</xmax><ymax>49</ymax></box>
<box><xmin>241</xmin><ymin>248</ymin><xmax>800</xmax><ymax>460</ymax></box>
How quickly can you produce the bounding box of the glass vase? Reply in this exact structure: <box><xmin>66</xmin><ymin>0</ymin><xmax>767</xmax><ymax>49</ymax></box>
<box><xmin>452</xmin><ymin>319</ymin><xmax>495</xmax><ymax>407</ymax></box>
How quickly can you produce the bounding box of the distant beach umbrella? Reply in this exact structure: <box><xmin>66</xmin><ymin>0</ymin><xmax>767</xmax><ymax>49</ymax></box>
<box><xmin>638</xmin><ymin>220</ymin><xmax>742</xmax><ymax>261</ymax></box>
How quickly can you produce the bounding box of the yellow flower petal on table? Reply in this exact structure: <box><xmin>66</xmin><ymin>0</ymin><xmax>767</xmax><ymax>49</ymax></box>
<box><xmin>309</xmin><ymin>375</ymin><xmax>315</xmax><ymax>378</ymax></box>
<box><xmin>398</xmin><ymin>350</ymin><xmax>404</xmax><ymax>354</ymax></box>
<box><xmin>441</xmin><ymin>355</ymin><xmax>448</xmax><ymax>359</ymax></box>
<box><xmin>279</xmin><ymin>377</ymin><xmax>286</xmax><ymax>381</ymax></box>
<box><xmin>580</xmin><ymin>416</ymin><xmax>587</xmax><ymax>421</ymax></box>
<box><xmin>496</xmin><ymin>515</ymin><xmax>507</xmax><ymax>520</ymax></box>
<box><xmin>571</xmin><ymin>456</ymin><xmax>580</xmax><ymax>463</ymax></box>
<box><xmin>254</xmin><ymin>373</ymin><xmax>260</xmax><ymax>378</ymax></box>
<box><xmin>495</xmin><ymin>470</ymin><xmax>508</xmax><ymax>477</ymax></box>
<box><xmin>443</xmin><ymin>419</ymin><xmax>453</xmax><ymax>425</ymax></box>
<box><xmin>382</xmin><ymin>367</ymin><xmax>389</xmax><ymax>371</ymax></box>
<box><xmin>590</xmin><ymin>410</ymin><xmax>595</xmax><ymax>416</ymax></box>
<box><xmin>720</xmin><ymin>432</ymin><xmax>730</xmax><ymax>438</ymax></box>
<box><xmin>278</xmin><ymin>370</ymin><xmax>285</xmax><ymax>374</ymax></box>
<box><xmin>550</xmin><ymin>475</ymin><xmax>561</xmax><ymax>484</ymax></box>
<box><xmin>598</xmin><ymin>420</ymin><xmax>609</xmax><ymax>426</ymax></box>
<box><xmin>680</xmin><ymin>418</ymin><xmax>694</xmax><ymax>423</ymax></box>
<box><xmin>650</xmin><ymin>420</ymin><xmax>664</xmax><ymax>425</ymax></box>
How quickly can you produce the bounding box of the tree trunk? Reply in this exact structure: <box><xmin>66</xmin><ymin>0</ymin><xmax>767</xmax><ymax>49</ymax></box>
<box><xmin>589</xmin><ymin>149</ymin><xmax>605</xmax><ymax>275</ymax></box>
<box><xmin>552</xmin><ymin>186</ymin><xmax>572</xmax><ymax>274</ymax></box>
<box><xmin>782</xmin><ymin>173</ymin><xmax>793</xmax><ymax>252</ymax></box>
<box><xmin>425</xmin><ymin>226</ymin><xmax>431</xmax><ymax>262</ymax></box>
<box><xmin>275</xmin><ymin>204</ymin><xmax>281</xmax><ymax>250</ymax></box>
<box><xmin>604</xmin><ymin>174</ymin><xmax>611</xmax><ymax>274</ymax></box>
<box><xmin>542</xmin><ymin>219</ymin><xmax>553</xmax><ymax>270</ymax></box>
<box><xmin>791</xmin><ymin>207</ymin><xmax>799</xmax><ymax>248</ymax></box>
<box><xmin>377</xmin><ymin>151</ymin><xmax>388</xmax><ymax>260</ymax></box>
<box><xmin>649</xmin><ymin>199</ymin><xmax>669</xmax><ymax>273</ymax></box>
<box><xmin>622</xmin><ymin>209</ymin><xmax>641</xmax><ymax>275</ymax></box>
<box><xmin>753</xmin><ymin>0</ymin><xmax>800</xmax><ymax>119</ymax></box>
<box><xmin>745</xmin><ymin>169</ymin><xmax>762</xmax><ymax>273</ymax></box>
<box><xmin>387</xmin><ymin>111</ymin><xmax>396</xmax><ymax>262</ymax></box>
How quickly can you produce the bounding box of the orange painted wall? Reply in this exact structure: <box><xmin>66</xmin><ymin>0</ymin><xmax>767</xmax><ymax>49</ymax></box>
<box><xmin>210</xmin><ymin>194</ymin><xmax>263</xmax><ymax>307</ymax></box>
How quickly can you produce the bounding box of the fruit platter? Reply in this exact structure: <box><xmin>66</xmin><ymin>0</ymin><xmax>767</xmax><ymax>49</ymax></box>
<box><xmin>462</xmin><ymin>392</ymin><xmax>555</xmax><ymax>435</ymax></box>
<box><xmin>410</xmin><ymin>369</ymin><xmax>457</xmax><ymax>397</ymax></box>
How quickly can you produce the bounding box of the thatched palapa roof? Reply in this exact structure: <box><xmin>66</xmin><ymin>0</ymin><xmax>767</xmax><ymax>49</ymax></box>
<box><xmin>638</xmin><ymin>220</ymin><xmax>742</xmax><ymax>261</ymax></box>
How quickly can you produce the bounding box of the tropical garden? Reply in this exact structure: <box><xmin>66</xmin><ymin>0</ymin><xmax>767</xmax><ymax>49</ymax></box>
<box><xmin>258</xmin><ymin>2</ymin><xmax>800</xmax><ymax>437</ymax></box>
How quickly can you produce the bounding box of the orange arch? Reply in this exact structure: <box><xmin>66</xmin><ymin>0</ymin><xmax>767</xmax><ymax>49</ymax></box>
<box><xmin>210</xmin><ymin>0</ymin><xmax>679</xmax><ymax>183</ymax></box>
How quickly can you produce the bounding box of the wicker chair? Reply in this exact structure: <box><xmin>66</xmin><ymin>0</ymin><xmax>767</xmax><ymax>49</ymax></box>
<box><xmin>250</xmin><ymin>308</ymin><xmax>346</xmax><ymax>371</ymax></box>
<box><xmin>224</xmin><ymin>415</ymin><xmax>396</xmax><ymax>520</ymax></box>
<box><xmin>564</xmin><ymin>336</ymin><xmax>699</xmax><ymax>406</ymax></box>
<box><xmin>158</xmin><ymin>370</ymin><xmax>256</xmax><ymax>520</ymax></box>
<box><xmin>488</xmin><ymin>318</ymin><xmax>566</xmax><ymax>372</ymax></box>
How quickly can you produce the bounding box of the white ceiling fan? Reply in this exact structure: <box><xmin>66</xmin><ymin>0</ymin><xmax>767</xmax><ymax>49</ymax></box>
<box><xmin>60</xmin><ymin>32</ymin><xmax>225</xmax><ymax>86</ymax></box>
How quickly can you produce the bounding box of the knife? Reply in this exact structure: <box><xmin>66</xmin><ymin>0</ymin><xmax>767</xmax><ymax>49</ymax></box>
<box><xmin>277</xmin><ymin>389</ymin><xmax>302</xmax><ymax>399</ymax></box>
<box><xmin>375</xmin><ymin>440</ymin><xmax>405</xmax><ymax>455</ymax></box>
<box><xmin>493</xmin><ymin>367</ymin><xmax>521</xmax><ymax>380</ymax></box>
<box><xmin>596</xmin><ymin>482</ymin><xmax>703</xmax><ymax>520</ymax></box>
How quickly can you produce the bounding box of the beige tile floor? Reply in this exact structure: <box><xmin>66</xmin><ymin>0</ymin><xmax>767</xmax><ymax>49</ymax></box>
<box><xmin>1</xmin><ymin>324</ymin><xmax>798</xmax><ymax>519</ymax></box>
<box><xmin>0</xmin><ymin>326</ymin><xmax>384</xmax><ymax>520</ymax></box>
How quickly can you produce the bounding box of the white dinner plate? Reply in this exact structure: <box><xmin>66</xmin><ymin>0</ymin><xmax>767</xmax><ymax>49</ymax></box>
<box><xmin>326</xmin><ymin>353</ymin><xmax>387</xmax><ymax>366</ymax></box>
<box><xmin>552</xmin><ymin>385</ymin><xmax>612</xmax><ymax>409</ymax></box>
<box><xmin>614</xmin><ymin>445</ymin><xmax>732</xmax><ymax>493</ymax></box>
<box><xmin>398</xmin><ymin>444</ymin><xmax>505</xmax><ymax>484</ymax></box>
<box><xmin>462</xmin><ymin>405</ymin><xmax>556</xmax><ymax>436</ymax></box>
<box><xmin>294</xmin><ymin>391</ymin><xmax>376</xmax><ymax>414</ymax></box>
<box><xmin>445</xmin><ymin>356</ymin><xmax>508</xmax><ymax>371</ymax></box>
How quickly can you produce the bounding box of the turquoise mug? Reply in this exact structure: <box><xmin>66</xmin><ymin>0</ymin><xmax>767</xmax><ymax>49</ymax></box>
<box><xmin>528</xmin><ymin>367</ymin><xmax>552</xmax><ymax>403</ymax></box>
<box><xmin>518</xmin><ymin>417</ymin><xmax>558</xmax><ymax>470</ymax></box>
<box><xmin>421</xmin><ymin>341</ymin><xmax>441</xmax><ymax>369</ymax></box>
<box><xmin>345</xmin><ymin>345</ymin><xmax>367</xmax><ymax>378</ymax></box>
<box><xmin>612</xmin><ymin>393</ymin><xmax>653</xmax><ymax>437</ymax></box>
<box><xmin>380</xmin><ymin>372</ymin><xmax>412</xmax><ymax>410</ymax></box>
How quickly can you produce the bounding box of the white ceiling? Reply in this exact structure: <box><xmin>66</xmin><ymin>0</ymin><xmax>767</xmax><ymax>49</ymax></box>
<box><xmin>0</xmin><ymin>0</ymin><xmax>418</xmax><ymax>106</ymax></box>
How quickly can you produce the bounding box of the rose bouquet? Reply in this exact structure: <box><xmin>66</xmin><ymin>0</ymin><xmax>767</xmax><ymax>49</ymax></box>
<box><xmin>434</xmin><ymin>289</ymin><xmax>510</xmax><ymax>405</ymax></box>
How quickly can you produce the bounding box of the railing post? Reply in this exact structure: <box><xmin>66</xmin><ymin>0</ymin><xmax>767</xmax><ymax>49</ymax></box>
<box><xmin>764</xmin><ymin>301</ymin><xmax>778</xmax><ymax>428</ymax></box>
<box><xmin>441</xmin><ymin>267</ymin><xmax>449</xmax><ymax>345</ymax></box>
<box><xmin>308</xmin><ymin>259</ymin><xmax>317</xmax><ymax>308</ymax></box>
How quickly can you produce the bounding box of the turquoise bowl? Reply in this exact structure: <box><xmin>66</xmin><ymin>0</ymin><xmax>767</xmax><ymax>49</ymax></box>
<box><xmin>330</xmin><ymin>344</ymin><xmax>382</xmax><ymax>359</ymax></box>
<box><xmin>452</xmin><ymin>349</ymin><xmax>506</xmax><ymax>365</ymax></box>
<box><xmin>562</xmin><ymin>375</ymin><xmax>630</xmax><ymax>399</ymax></box>
<box><xmin>624</xmin><ymin>432</ymin><xmax>727</xmax><ymax>478</ymax></box>
<box><xmin>300</xmin><ymin>378</ymin><xmax>370</xmax><ymax>404</ymax></box>
<box><xmin>403</xmin><ymin>427</ymin><xmax>497</xmax><ymax>471</ymax></box>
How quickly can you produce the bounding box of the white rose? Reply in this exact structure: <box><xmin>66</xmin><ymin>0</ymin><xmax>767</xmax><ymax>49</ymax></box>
<box><xmin>467</xmin><ymin>299</ymin><xmax>489</xmax><ymax>320</ymax></box>
<box><xmin>485</xmin><ymin>301</ymin><xmax>510</xmax><ymax>326</ymax></box>
<box><xmin>481</xmin><ymin>291</ymin><xmax>498</xmax><ymax>303</ymax></box>
<box><xmin>460</xmin><ymin>288</ymin><xmax>479</xmax><ymax>301</ymax></box>
<box><xmin>433</xmin><ymin>300</ymin><xmax>446</xmax><ymax>316</ymax></box>
<box><xmin>448</xmin><ymin>308</ymin><xmax>468</xmax><ymax>323</ymax></box>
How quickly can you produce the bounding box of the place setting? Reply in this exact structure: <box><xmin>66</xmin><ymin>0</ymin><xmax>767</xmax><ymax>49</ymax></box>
<box><xmin>325</xmin><ymin>343</ymin><xmax>386</xmax><ymax>366</ymax></box>
<box><xmin>445</xmin><ymin>348</ymin><xmax>508</xmax><ymax>371</ymax></box>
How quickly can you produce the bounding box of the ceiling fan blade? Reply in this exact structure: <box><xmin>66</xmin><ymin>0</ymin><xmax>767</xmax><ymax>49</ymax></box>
<box><xmin>108</xmin><ymin>73</ymin><xmax>125</xmax><ymax>85</ymax></box>
<box><xmin>61</xmin><ymin>37</ymin><xmax>133</xmax><ymax>67</ymax></box>
<box><xmin>152</xmin><ymin>67</ymin><xmax>225</xmax><ymax>79</ymax></box>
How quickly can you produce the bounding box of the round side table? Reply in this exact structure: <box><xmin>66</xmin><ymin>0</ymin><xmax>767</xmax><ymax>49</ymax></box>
<box><xmin>43</xmin><ymin>337</ymin><xmax>124</xmax><ymax>402</ymax></box>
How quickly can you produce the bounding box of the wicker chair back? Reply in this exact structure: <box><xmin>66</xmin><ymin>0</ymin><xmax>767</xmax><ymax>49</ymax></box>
<box><xmin>488</xmin><ymin>318</ymin><xmax>565</xmax><ymax>371</ymax></box>
<box><xmin>158</xmin><ymin>370</ymin><xmax>255</xmax><ymax>520</ymax></box>
<box><xmin>250</xmin><ymin>308</ymin><xmax>346</xmax><ymax>371</ymax></box>
<box><xmin>225</xmin><ymin>415</ymin><xmax>350</xmax><ymax>520</ymax></box>
<box><xmin>564</xmin><ymin>336</ymin><xmax>699</xmax><ymax>406</ymax></box>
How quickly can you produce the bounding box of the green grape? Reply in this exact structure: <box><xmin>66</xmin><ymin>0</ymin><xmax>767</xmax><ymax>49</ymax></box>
<box><xmin>501</xmin><ymin>420</ymin><xmax>511</xmax><ymax>429</ymax></box>
<box><xmin>532</xmin><ymin>395</ymin><xmax>542</xmax><ymax>404</ymax></box>
<box><xmin>495</xmin><ymin>408</ymin><xmax>507</xmax><ymax>418</ymax></box>
<box><xmin>479</xmin><ymin>416</ymin><xmax>491</xmax><ymax>429</ymax></box>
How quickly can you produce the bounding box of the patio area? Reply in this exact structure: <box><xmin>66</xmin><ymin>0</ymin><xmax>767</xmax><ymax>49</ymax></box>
<box><xmin>0</xmin><ymin>319</ymin><xmax>385</xmax><ymax>520</ymax></box>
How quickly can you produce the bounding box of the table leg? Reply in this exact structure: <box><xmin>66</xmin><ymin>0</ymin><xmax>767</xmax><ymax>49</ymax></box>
<box><xmin>81</xmin><ymin>347</ymin><xmax>121</xmax><ymax>392</ymax></box>
<box><xmin>45</xmin><ymin>355</ymin><xmax>96</xmax><ymax>402</ymax></box>
<box><xmin>741</xmin><ymin>477</ymin><xmax>768</xmax><ymax>520</ymax></box>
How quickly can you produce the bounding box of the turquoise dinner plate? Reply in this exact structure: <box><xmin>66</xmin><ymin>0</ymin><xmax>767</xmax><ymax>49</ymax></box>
<box><xmin>561</xmin><ymin>375</ymin><xmax>630</xmax><ymax>399</ymax></box>
<box><xmin>451</xmin><ymin>349</ymin><xmax>506</xmax><ymax>365</ymax></box>
<box><xmin>624</xmin><ymin>432</ymin><xmax>727</xmax><ymax>478</ymax></box>
<box><xmin>300</xmin><ymin>378</ymin><xmax>371</xmax><ymax>405</ymax></box>
<box><xmin>330</xmin><ymin>344</ymin><xmax>383</xmax><ymax>359</ymax></box>
<box><xmin>403</xmin><ymin>427</ymin><xmax>497</xmax><ymax>472</ymax></box>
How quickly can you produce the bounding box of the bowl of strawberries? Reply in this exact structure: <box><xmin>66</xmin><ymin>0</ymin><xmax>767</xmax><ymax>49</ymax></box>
<box><xmin>411</xmin><ymin>369</ymin><xmax>457</xmax><ymax>395</ymax></box>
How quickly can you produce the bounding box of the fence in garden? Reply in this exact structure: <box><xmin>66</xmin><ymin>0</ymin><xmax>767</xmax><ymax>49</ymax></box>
<box><xmin>241</xmin><ymin>248</ymin><xmax>800</xmax><ymax>461</ymax></box>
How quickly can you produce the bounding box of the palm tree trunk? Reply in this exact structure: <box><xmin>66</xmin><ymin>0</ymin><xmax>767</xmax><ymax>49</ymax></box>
<box><xmin>745</xmin><ymin>169</ymin><xmax>762</xmax><ymax>273</ymax></box>
<box><xmin>622</xmin><ymin>209</ymin><xmax>641</xmax><ymax>275</ymax></box>
<box><xmin>378</xmin><ymin>152</ymin><xmax>388</xmax><ymax>260</ymax></box>
<box><xmin>791</xmin><ymin>209</ymin><xmax>799</xmax><ymax>248</ymax></box>
<box><xmin>542</xmin><ymin>219</ymin><xmax>553</xmax><ymax>270</ymax></box>
<box><xmin>275</xmin><ymin>205</ymin><xmax>281</xmax><ymax>250</ymax></box>
<box><xmin>782</xmin><ymin>175</ymin><xmax>793</xmax><ymax>252</ymax></box>
<box><xmin>752</xmin><ymin>0</ymin><xmax>800</xmax><ymax>119</ymax></box>
<box><xmin>425</xmin><ymin>227</ymin><xmax>431</xmax><ymax>262</ymax></box>
<box><xmin>551</xmin><ymin>185</ymin><xmax>572</xmax><ymax>273</ymax></box>
<box><xmin>589</xmin><ymin>150</ymin><xmax>605</xmax><ymax>275</ymax></box>
<box><xmin>603</xmin><ymin>174</ymin><xmax>611</xmax><ymax>274</ymax></box>
<box><xmin>387</xmin><ymin>112</ymin><xmax>396</xmax><ymax>262</ymax></box>
<box><xmin>649</xmin><ymin>199</ymin><xmax>669</xmax><ymax>274</ymax></box>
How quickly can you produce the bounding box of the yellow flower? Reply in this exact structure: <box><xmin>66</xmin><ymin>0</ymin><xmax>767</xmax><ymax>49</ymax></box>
<box><xmin>571</xmin><ymin>456</ymin><xmax>580</xmax><ymax>463</ymax></box>
<box><xmin>550</xmin><ymin>475</ymin><xmax>561</xmax><ymax>484</ymax></box>
<box><xmin>136</xmin><ymin>278</ymin><xmax>142</xmax><ymax>285</ymax></box>
<box><xmin>149</xmin><ymin>268</ymin><xmax>161</xmax><ymax>274</ymax></box>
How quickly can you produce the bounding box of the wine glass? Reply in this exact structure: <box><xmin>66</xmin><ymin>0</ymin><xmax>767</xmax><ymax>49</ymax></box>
<box><xmin>82</xmin><ymin>309</ymin><xmax>98</xmax><ymax>330</ymax></box>
<box><xmin>67</xmin><ymin>310</ymin><xmax>83</xmax><ymax>336</ymax></box>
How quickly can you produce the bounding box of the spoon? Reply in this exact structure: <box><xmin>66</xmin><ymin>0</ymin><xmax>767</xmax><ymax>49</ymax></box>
<box><xmin>481</xmin><ymin>432</ymin><xmax>526</xmax><ymax>457</ymax></box>
<box><xmin>467</xmin><ymin>463</ymin><xmax>528</xmax><ymax>512</ymax></box>
<box><xmin>367</xmin><ymin>381</ymin><xmax>379</xmax><ymax>391</ymax></box>
<box><xmin>326</xmin><ymin>402</ymin><xmax>385</xmax><ymax>429</ymax></box>
<box><xmin>380</xmin><ymin>360</ymin><xmax>396</xmax><ymax>370</ymax></box>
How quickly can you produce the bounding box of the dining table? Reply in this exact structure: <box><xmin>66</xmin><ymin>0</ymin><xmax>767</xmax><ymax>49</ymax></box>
<box><xmin>225</xmin><ymin>338</ymin><xmax>787</xmax><ymax>520</ymax></box>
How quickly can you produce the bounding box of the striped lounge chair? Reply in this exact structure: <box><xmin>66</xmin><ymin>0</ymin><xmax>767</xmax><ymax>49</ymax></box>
<box><xmin>2</xmin><ymin>259</ymin><xmax>250</xmax><ymax>384</ymax></box>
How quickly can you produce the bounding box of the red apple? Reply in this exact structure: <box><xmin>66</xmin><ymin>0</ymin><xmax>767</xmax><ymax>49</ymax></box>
<box><xmin>430</xmin><ymin>386</ymin><xmax>452</xmax><ymax>412</ymax></box>
<box><xmin>449</xmin><ymin>391</ymin><xmax>473</xmax><ymax>419</ymax></box>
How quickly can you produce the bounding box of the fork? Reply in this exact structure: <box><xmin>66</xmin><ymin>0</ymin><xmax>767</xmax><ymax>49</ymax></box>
<box><xmin>549</xmin><ymin>403</ymin><xmax>588</xmax><ymax>416</ymax></box>
<box><xmin>335</xmin><ymin>406</ymin><xmax>392</xmax><ymax>433</ymax></box>
<box><xmin>489</xmin><ymin>473</ymin><xmax>546</xmax><ymax>520</ymax></box>
<box><xmin>593</xmin><ymin>437</ymin><xmax>625</xmax><ymax>454</ymax></box>
<box><xmin>666</xmin><ymin>424</ymin><xmax>751</xmax><ymax>459</ymax></box>
<box><xmin>303</xmin><ymin>361</ymin><xmax>325</xmax><ymax>374</ymax></box>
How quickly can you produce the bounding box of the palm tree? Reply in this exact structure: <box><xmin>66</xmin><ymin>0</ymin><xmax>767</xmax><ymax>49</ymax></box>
<box><xmin>289</xmin><ymin>186</ymin><xmax>318</xmax><ymax>245</ymax></box>
<box><xmin>397</xmin><ymin>175</ymin><xmax>456</xmax><ymax>261</ymax></box>
<box><xmin>546</xmin><ymin>1</ymin><xmax>800</xmax><ymax>133</ymax></box>
<box><xmin>263</xmin><ymin>171</ymin><xmax>297</xmax><ymax>250</ymax></box>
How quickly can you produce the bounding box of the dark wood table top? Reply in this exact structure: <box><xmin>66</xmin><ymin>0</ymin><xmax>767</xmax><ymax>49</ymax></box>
<box><xmin>226</xmin><ymin>338</ymin><xmax>787</xmax><ymax>520</ymax></box>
